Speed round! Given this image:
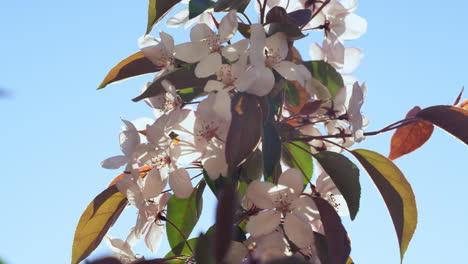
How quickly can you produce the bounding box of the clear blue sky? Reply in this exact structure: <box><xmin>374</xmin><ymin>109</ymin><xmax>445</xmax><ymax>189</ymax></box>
<box><xmin>0</xmin><ymin>1</ymin><xmax>467</xmax><ymax>263</ymax></box>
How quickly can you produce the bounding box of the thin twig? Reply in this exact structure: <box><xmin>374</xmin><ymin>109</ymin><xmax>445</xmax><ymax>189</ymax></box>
<box><xmin>160</xmin><ymin>215</ymin><xmax>194</xmax><ymax>254</ymax></box>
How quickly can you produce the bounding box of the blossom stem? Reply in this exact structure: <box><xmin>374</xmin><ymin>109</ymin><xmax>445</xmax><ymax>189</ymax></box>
<box><xmin>160</xmin><ymin>215</ymin><xmax>194</xmax><ymax>254</ymax></box>
<box><xmin>286</xmin><ymin>117</ymin><xmax>420</xmax><ymax>141</ymax></box>
<box><xmin>240</xmin><ymin>12</ymin><xmax>252</xmax><ymax>25</ymax></box>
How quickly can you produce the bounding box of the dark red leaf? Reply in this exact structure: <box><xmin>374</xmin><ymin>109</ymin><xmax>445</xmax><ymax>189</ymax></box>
<box><xmin>313</xmin><ymin>197</ymin><xmax>351</xmax><ymax>264</ymax></box>
<box><xmin>416</xmin><ymin>105</ymin><xmax>468</xmax><ymax>144</ymax></box>
<box><xmin>226</xmin><ymin>93</ymin><xmax>263</xmax><ymax>172</ymax></box>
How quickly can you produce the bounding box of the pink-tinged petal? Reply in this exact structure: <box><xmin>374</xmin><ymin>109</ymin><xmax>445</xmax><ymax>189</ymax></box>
<box><xmin>104</xmin><ymin>236</ymin><xmax>137</xmax><ymax>260</ymax></box>
<box><xmin>246</xmin><ymin>180</ymin><xmax>276</xmax><ymax>209</ymax></box>
<box><xmin>116</xmin><ymin>175</ymin><xmax>142</xmax><ymax>207</ymax></box>
<box><xmin>174</xmin><ymin>42</ymin><xmax>209</xmax><ymax>63</ymax></box>
<box><xmin>138</xmin><ymin>35</ymin><xmax>163</xmax><ymax>64</ymax></box>
<box><xmin>190</xmin><ymin>23</ymin><xmax>214</xmax><ymax>42</ymax></box>
<box><xmin>278</xmin><ymin>168</ymin><xmax>304</xmax><ymax>194</ymax></box>
<box><xmin>169</xmin><ymin>168</ymin><xmax>193</xmax><ymax>198</ymax></box>
<box><xmin>157</xmin><ymin>192</ymin><xmax>172</xmax><ymax>211</ymax></box>
<box><xmin>166</xmin><ymin>8</ymin><xmax>189</xmax><ymax>28</ymax></box>
<box><xmin>224</xmin><ymin>241</ymin><xmax>248</xmax><ymax>264</ymax></box>
<box><xmin>213</xmin><ymin>91</ymin><xmax>232</xmax><ymax>121</ymax></box>
<box><xmin>309</xmin><ymin>42</ymin><xmax>324</xmax><ymax>61</ymax></box>
<box><xmin>203</xmin><ymin>144</ymin><xmax>228</xmax><ymax>180</ymax></box>
<box><xmin>238</xmin><ymin>66</ymin><xmax>275</xmax><ymax>96</ymax></box>
<box><xmin>125</xmin><ymin>228</ymin><xmax>139</xmax><ymax>247</ymax></box>
<box><xmin>341</xmin><ymin>47</ymin><xmax>363</xmax><ymax>73</ymax></box>
<box><xmin>341</xmin><ymin>13</ymin><xmax>367</xmax><ymax>41</ymax></box>
<box><xmin>218</xmin><ymin>10</ymin><xmax>238</xmax><ymax>43</ymax></box>
<box><xmin>120</xmin><ymin>120</ymin><xmax>140</xmax><ymax>156</ymax></box>
<box><xmin>306</xmin><ymin>12</ymin><xmax>325</xmax><ymax>28</ymax></box>
<box><xmin>160</xmin><ymin>31</ymin><xmax>175</xmax><ymax>53</ymax></box>
<box><xmin>290</xmin><ymin>196</ymin><xmax>320</xmax><ymax>222</ymax></box>
<box><xmin>348</xmin><ymin>82</ymin><xmax>365</xmax><ymax>142</ymax></box>
<box><xmin>143</xmin><ymin>168</ymin><xmax>165</xmax><ymax>200</ymax></box>
<box><xmin>246</xmin><ymin>210</ymin><xmax>282</xmax><ymax>237</ymax></box>
<box><xmin>145</xmin><ymin>221</ymin><xmax>164</xmax><ymax>252</ymax></box>
<box><xmin>266</xmin><ymin>32</ymin><xmax>288</xmax><ymax>60</ymax></box>
<box><xmin>273</xmin><ymin>61</ymin><xmax>302</xmax><ymax>81</ymax></box>
<box><xmin>134</xmin><ymin>211</ymin><xmax>151</xmax><ymax>239</ymax></box>
<box><xmin>268</xmin><ymin>185</ymin><xmax>298</xmax><ymax>207</ymax></box>
<box><xmin>249</xmin><ymin>24</ymin><xmax>267</xmax><ymax>67</ymax></box>
<box><xmin>195</xmin><ymin>52</ymin><xmax>222</xmax><ymax>78</ymax></box>
<box><xmin>305</xmin><ymin>77</ymin><xmax>331</xmax><ymax>99</ymax></box>
<box><xmin>101</xmin><ymin>155</ymin><xmax>128</xmax><ymax>169</ymax></box>
<box><xmin>284</xmin><ymin>213</ymin><xmax>315</xmax><ymax>248</ymax></box>
<box><xmin>222</xmin><ymin>39</ymin><xmax>249</xmax><ymax>61</ymax></box>
<box><xmin>341</xmin><ymin>0</ymin><xmax>358</xmax><ymax>12</ymax></box>
<box><xmin>204</xmin><ymin>80</ymin><xmax>225</xmax><ymax>93</ymax></box>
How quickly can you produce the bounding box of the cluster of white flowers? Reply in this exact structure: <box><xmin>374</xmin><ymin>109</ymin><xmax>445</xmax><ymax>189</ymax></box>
<box><xmin>100</xmin><ymin>1</ymin><xmax>367</xmax><ymax>263</ymax></box>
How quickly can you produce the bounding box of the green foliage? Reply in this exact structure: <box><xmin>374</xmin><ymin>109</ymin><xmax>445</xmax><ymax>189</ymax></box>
<box><xmin>146</xmin><ymin>0</ymin><xmax>181</xmax><ymax>34</ymax></box>
<box><xmin>165</xmin><ymin>182</ymin><xmax>206</xmax><ymax>254</ymax></box>
<box><xmin>263</xmin><ymin>121</ymin><xmax>282</xmax><ymax>183</ymax></box>
<box><xmin>303</xmin><ymin>60</ymin><xmax>345</xmax><ymax>98</ymax></box>
<box><xmin>189</xmin><ymin>0</ymin><xmax>215</xmax><ymax>19</ymax></box>
<box><xmin>282</xmin><ymin>141</ymin><xmax>314</xmax><ymax>186</ymax></box>
<box><xmin>352</xmin><ymin>149</ymin><xmax>417</xmax><ymax>260</ymax></box>
<box><xmin>314</xmin><ymin>151</ymin><xmax>361</xmax><ymax>220</ymax></box>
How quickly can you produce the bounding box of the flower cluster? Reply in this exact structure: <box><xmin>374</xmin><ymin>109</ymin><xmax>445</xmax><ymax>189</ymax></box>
<box><xmin>99</xmin><ymin>1</ymin><xmax>367</xmax><ymax>263</ymax></box>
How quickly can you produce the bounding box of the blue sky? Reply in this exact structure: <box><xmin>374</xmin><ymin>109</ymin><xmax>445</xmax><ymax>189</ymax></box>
<box><xmin>0</xmin><ymin>0</ymin><xmax>467</xmax><ymax>263</ymax></box>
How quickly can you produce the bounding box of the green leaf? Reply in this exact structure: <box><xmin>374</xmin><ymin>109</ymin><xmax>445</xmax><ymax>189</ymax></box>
<box><xmin>165</xmin><ymin>182</ymin><xmax>206</xmax><ymax>254</ymax></box>
<box><xmin>303</xmin><ymin>61</ymin><xmax>344</xmax><ymax>98</ymax></box>
<box><xmin>285</xmin><ymin>81</ymin><xmax>300</xmax><ymax>107</ymax></box>
<box><xmin>313</xmin><ymin>151</ymin><xmax>361</xmax><ymax>220</ymax></box>
<box><xmin>189</xmin><ymin>0</ymin><xmax>214</xmax><ymax>19</ymax></box>
<box><xmin>226</xmin><ymin>93</ymin><xmax>263</xmax><ymax>172</ymax></box>
<box><xmin>71</xmin><ymin>186</ymin><xmax>127</xmax><ymax>264</ymax></box>
<box><xmin>146</xmin><ymin>0</ymin><xmax>181</xmax><ymax>34</ymax></box>
<box><xmin>267</xmin><ymin>23</ymin><xmax>307</xmax><ymax>40</ymax></box>
<box><xmin>213</xmin><ymin>0</ymin><xmax>250</xmax><ymax>12</ymax></box>
<box><xmin>416</xmin><ymin>105</ymin><xmax>468</xmax><ymax>144</ymax></box>
<box><xmin>282</xmin><ymin>141</ymin><xmax>313</xmax><ymax>186</ymax></box>
<box><xmin>132</xmin><ymin>64</ymin><xmax>209</xmax><ymax>102</ymax></box>
<box><xmin>240</xmin><ymin>150</ymin><xmax>264</xmax><ymax>183</ymax></box>
<box><xmin>194</xmin><ymin>233</ymin><xmax>215</xmax><ymax>264</ymax></box>
<box><xmin>164</xmin><ymin>237</ymin><xmax>198</xmax><ymax>263</ymax></box>
<box><xmin>313</xmin><ymin>197</ymin><xmax>351</xmax><ymax>264</ymax></box>
<box><xmin>352</xmin><ymin>149</ymin><xmax>417</xmax><ymax>261</ymax></box>
<box><xmin>177</xmin><ymin>87</ymin><xmax>205</xmax><ymax>102</ymax></box>
<box><xmin>263</xmin><ymin>121</ymin><xmax>282</xmax><ymax>183</ymax></box>
<box><xmin>97</xmin><ymin>52</ymin><xmax>160</xmax><ymax>89</ymax></box>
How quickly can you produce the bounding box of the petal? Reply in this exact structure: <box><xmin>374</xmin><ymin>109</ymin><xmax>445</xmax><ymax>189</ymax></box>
<box><xmin>160</xmin><ymin>31</ymin><xmax>175</xmax><ymax>53</ymax></box>
<box><xmin>266</xmin><ymin>32</ymin><xmax>288</xmax><ymax>60</ymax></box>
<box><xmin>190</xmin><ymin>23</ymin><xmax>214</xmax><ymax>42</ymax></box>
<box><xmin>221</xmin><ymin>39</ymin><xmax>249</xmax><ymax>61</ymax></box>
<box><xmin>213</xmin><ymin>91</ymin><xmax>232</xmax><ymax>121</ymax></box>
<box><xmin>145</xmin><ymin>222</ymin><xmax>164</xmax><ymax>252</ymax></box>
<box><xmin>309</xmin><ymin>42</ymin><xmax>324</xmax><ymax>61</ymax></box>
<box><xmin>223</xmin><ymin>241</ymin><xmax>248</xmax><ymax>264</ymax></box>
<box><xmin>278</xmin><ymin>168</ymin><xmax>304</xmax><ymax>194</ymax></box>
<box><xmin>202</xmin><ymin>146</ymin><xmax>228</xmax><ymax>180</ymax></box>
<box><xmin>246</xmin><ymin>210</ymin><xmax>282</xmax><ymax>237</ymax></box>
<box><xmin>195</xmin><ymin>52</ymin><xmax>222</xmax><ymax>78</ymax></box>
<box><xmin>174</xmin><ymin>42</ymin><xmax>210</xmax><ymax>63</ymax></box>
<box><xmin>284</xmin><ymin>213</ymin><xmax>314</xmax><ymax>248</ymax></box>
<box><xmin>166</xmin><ymin>8</ymin><xmax>189</xmax><ymax>28</ymax></box>
<box><xmin>120</xmin><ymin>120</ymin><xmax>140</xmax><ymax>156</ymax></box>
<box><xmin>249</xmin><ymin>24</ymin><xmax>267</xmax><ymax>67</ymax></box>
<box><xmin>290</xmin><ymin>196</ymin><xmax>320</xmax><ymax>222</ymax></box>
<box><xmin>169</xmin><ymin>168</ymin><xmax>194</xmax><ymax>198</ymax></box>
<box><xmin>100</xmin><ymin>155</ymin><xmax>128</xmax><ymax>169</ymax></box>
<box><xmin>246</xmin><ymin>180</ymin><xmax>276</xmax><ymax>209</ymax></box>
<box><xmin>104</xmin><ymin>236</ymin><xmax>136</xmax><ymax>259</ymax></box>
<box><xmin>273</xmin><ymin>61</ymin><xmax>302</xmax><ymax>81</ymax></box>
<box><xmin>204</xmin><ymin>79</ymin><xmax>225</xmax><ymax>93</ymax></box>
<box><xmin>143</xmin><ymin>168</ymin><xmax>165</xmax><ymax>200</ymax></box>
<box><xmin>218</xmin><ymin>10</ymin><xmax>238</xmax><ymax>43</ymax></box>
<box><xmin>341</xmin><ymin>47</ymin><xmax>363</xmax><ymax>74</ymax></box>
<box><xmin>341</xmin><ymin>13</ymin><xmax>367</xmax><ymax>41</ymax></box>
<box><xmin>237</xmin><ymin>66</ymin><xmax>275</xmax><ymax>96</ymax></box>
